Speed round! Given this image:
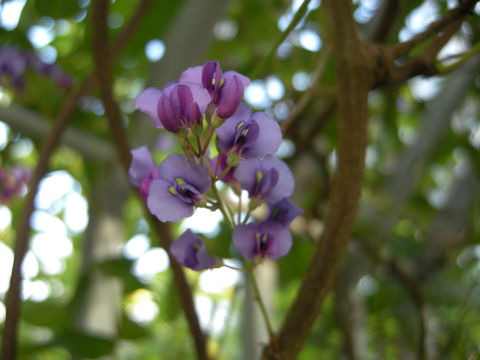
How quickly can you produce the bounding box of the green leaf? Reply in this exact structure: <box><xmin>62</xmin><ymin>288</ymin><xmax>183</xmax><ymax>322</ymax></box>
<box><xmin>22</xmin><ymin>300</ymin><xmax>70</xmax><ymax>329</ymax></box>
<box><xmin>54</xmin><ymin>330</ymin><xmax>115</xmax><ymax>358</ymax></box>
<box><xmin>34</xmin><ymin>0</ymin><xmax>80</xmax><ymax>19</ymax></box>
<box><xmin>118</xmin><ymin>313</ymin><xmax>149</xmax><ymax>340</ymax></box>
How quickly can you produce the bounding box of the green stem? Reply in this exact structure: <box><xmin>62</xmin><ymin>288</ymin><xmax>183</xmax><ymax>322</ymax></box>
<box><xmin>211</xmin><ymin>183</ymin><xmax>233</xmax><ymax>228</ymax></box>
<box><xmin>215</xmin><ymin>164</ymin><xmax>232</xmax><ymax>182</ymax></box>
<box><xmin>246</xmin><ymin>263</ymin><xmax>275</xmax><ymax>338</ymax></box>
<box><xmin>200</xmin><ymin>124</ymin><xmax>215</xmax><ymax>156</ymax></box>
<box><xmin>242</xmin><ymin>208</ymin><xmax>251</xmax><ymax>225</ymax></box>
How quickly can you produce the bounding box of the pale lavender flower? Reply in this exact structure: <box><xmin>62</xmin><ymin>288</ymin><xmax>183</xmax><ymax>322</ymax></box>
<box><xmin>267</xmin><ymin>198</ymin><xmax>302</xmax><ymax>226</ymax></box>
<box><xmin>147</xmin><ymin>153</ymin><xmax>211</xmax><ymax>222</ymax></box>
<box><xmin>233</xmin><ymin>221</ymin><xmax>292</xmax><ymax>260</ymax></box>
<box><xmin>216</xmin><ymin>103</ymin><xmax>282</xmax><ymax>160</ymax></box>
<box><xmin>170</xmin><ymin>230</ymin><xmax>216</xmax><ymax>271</ymax></box>
<box><xmin>234</xmin><ymin>156</ymin><xmax>294</xmax><ymax>204</ymax></box>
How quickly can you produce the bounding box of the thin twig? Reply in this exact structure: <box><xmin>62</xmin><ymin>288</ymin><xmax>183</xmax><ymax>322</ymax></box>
<box><xmin>281</xmin><ymin>48</ymin><xmax>330</xmax><ymax>134</ymax></box>
<box><xmin>390</xmin><ymin>0</ymin><xmax>477</xmax><ymax>58</ymax></box>
<box><xmin>250</xmin><ymin>0</ymin><xmax>312</xmax><ymax>79</ymax></box>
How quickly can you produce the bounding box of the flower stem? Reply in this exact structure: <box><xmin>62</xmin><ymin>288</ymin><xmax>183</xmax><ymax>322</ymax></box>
<box><xmin>211</xmin><ymin>182</ymin><xmax>233</xmax><ymax>228</ymax></box>
<box><xmin>200</xmin><ymin>123</ymin><xmax>215</xmax><ymax>156</ymax></box>
<box><xmin>246</xmin><ymin>263</ymin><xmax>275</xmax><ymax>339</ymax></box>
<box><xmin>215</xmin><ymin>164</ymin><xmax>232</xmax><ymax>182</ymax></box>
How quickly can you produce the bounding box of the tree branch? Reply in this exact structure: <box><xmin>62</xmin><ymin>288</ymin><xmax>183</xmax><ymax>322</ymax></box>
<box><xmin>91</xmin><ymin>1</ymin><xmax>209</xmax><ymax>359</ymax></box>
<box><xmin>262</xmin><ymin>0</ymin><xmax>371</xmax><ymax>358</ymax></box>
<box><xmin>0</xmin><ymin>104</ymin><xmax>115</xmax><ymax>161</ymax></box>
<box><xmin>1</xmin><ymin>1</ymin><xmax>154</xmax><ymax>359</ymax></box>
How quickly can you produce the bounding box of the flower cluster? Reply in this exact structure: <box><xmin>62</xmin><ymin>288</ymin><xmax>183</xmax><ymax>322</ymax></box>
<box><xmin>0</xmin><ymin>46</ymin><xmax>73</xmax><ymax>90</ymax></box>
<box><xmin>0</xmin><ymin>166</ymin><xmax>31</xmax><ymax>204</ymax></box>
<box><xmin>129</xmin><ymin>61</ymin><xmax>301</xmax><ymax>271</ymax></box>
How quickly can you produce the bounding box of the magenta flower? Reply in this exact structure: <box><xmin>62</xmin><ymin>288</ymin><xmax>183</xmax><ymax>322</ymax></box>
<box><xmin>216</xmin><ymin>103</ymin><xmax>282</xmax><ymax>160</ymax></box>
<box><xmin>234</xmin><ymin>156</ymin><xmax>294</xmax><ymax>204</ymax></box>
<box><xmin>147</xmin><ymin>153</ymin><xmax>211</xmax><ymax>222</ymax></box>
<box><xmin>180</xmin><ymin>61</ymin><xmax>250</xmax><ymax>118</ymax></box>
<box><xmin>233</xmin><ymin>221</ymin><xmax>292</xmax><ymax>260</ymax></box>
<box><xmin>128</xmin><ymin>146</ymin><xmax>160</xmax><ymax>200</ymax></box>
<box><xmin>135</xmin><ymin>82</ymin><xmax>210</xmax><ymax>132</ymax></box>
<box><xmin>170</xmin><ymin>230</ymin><xmax>216</xmax><ymax>271</ymax></box>
<box><xmin>267</xmin><ymin>198</ymin><xmax>302</xmax><ymax>226</ymax></box>
<box><xmin>0</xmin><ymin>166</ymin><xmax>31</xmax><ymax>204</ymax></box>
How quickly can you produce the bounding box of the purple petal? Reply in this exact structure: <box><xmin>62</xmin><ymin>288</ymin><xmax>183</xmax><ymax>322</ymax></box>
<box><xmin>234</xmin><ymin>156</ymin><xmax>294</xmax><ymax>203</ymax></box>
<box><xmin>165</xmin><ymin>82</ymin><xmax>211</xmax><ymax>114</ymax></box>
<box><xmin>233</xmin><ymin>159</ymin><xmax>261</xmax><ymax>196</ymax></box>
<box><xmin>223</xmin><ymin>70</ymin><xmax>250</xmax><ymax>89</ymax></box>
<box><xmin>216</xmin><ymin>75</ymin><xmax>244</xmax><ymax>118</ymax></box>
<box><xmin>242</xmin><ymin>112</ymin><xmax>282</xmax><ymax>159</ymax></box>
<box><xmin>268</xmin><ymin>198</ymin><xmax>303</xmax><ymax>226</ymax></box>
<box><xmin>201</xmin><ymin>61</ymin><xmax>222</xmax><ymax>94</ymax></box>
<box><xmin>259</xmin><ymin>221</ymin><xmax>292</xmax><ymax>259</ymax></box>
<box><xmin>215</xmin><ymin>103</ymin><xmax>252</xmax><ymax>152</ymax></box>
<box><xmin>158</xmin><ymin>93</ymin><xmax>181</xmax><ymax>132</ymax></box>
<box><xmin>129</xmin><ymin>146</ymin><xmax>155</xmax><ymax>187</ymax></box>
<box><xmin>261</xmin><ymin>156</ymin><xmax>294</xmax><ymax>203</ymax></box>
<box><xmin>232</xmin><ymin>224</ymin><xmax>258</xmax><ymax>260</ymax></box>
<box><xmin>147</xmin><ymin>178</ymin><xmax>194</xmax><ymax>222</ymax></box>
<box><xmin>179</xmin><ymin>65</ymin><xmax>203</xmax><ymax>85</ymax></box>
<box><xmin>157</xmin><ymin>153</ymin><xmax>211</xmax><ymax>193</ymax></box>
<box><xmin>135</xmin><ymin>87</ymin><xmax>163</xmax><ymax>128</ymax></box>
<box><xmin>170</xmin><ymin>230</ymin><xmax>216</xmax><ymax>271</ymax></box>
<box><xmin>232</xmin><ymin>222</ymin><xmax>292</xmax><ymax>260</ymax></box>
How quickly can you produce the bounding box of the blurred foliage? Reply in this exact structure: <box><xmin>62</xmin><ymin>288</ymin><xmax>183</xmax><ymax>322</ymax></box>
<box><xmin>1</xmin><ymin>0</ymin><xmax>480</xmax><ymax>359</ymax></box>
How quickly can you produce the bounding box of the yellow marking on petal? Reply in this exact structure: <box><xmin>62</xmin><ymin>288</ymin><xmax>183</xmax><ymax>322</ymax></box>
<box><xmin>219</xmin><ymin>78</ymin><xmax>225</xmax><ymax>88</ymax></box>
<box><xmin>241</xmin><ymin>128</ymin><xmax>249</xmax><ymax>136</ymax></box>
<box><xmin>168</xmin><ymin>186</ymin><xmax>176</xmax><ymax>195</ymax></box>
<box><xmin>261</xmin><ymin>233</ymin><xmax>268</xmax><ymax>243</ymax></box>
<box><xmin>255</xmin><ymin>232</ymin><xmax>261</xmax><ymax>242</ymax></box>
<box><xmin>236</xmin><ymin>121</ymin><xmax>245</xmax><ymax>131</ymax></box>
<box><xmin>175</xmin><ymin>178</ymin><xmax>186</xmax><ymax>186</ymax></box>
<box><xmin>256</xmin><ymin>170</ymin><xmax>263</xmax><ymax>184</ymax></box>
<box><xmin>193</xmin><ymin>241</ymin><xmax>202</xmax><ymax>249</ymax></box>
<box><xmin>272</xmin><ymin>207</ymin><xmax>280</xmax><ymax>218</ymax></box>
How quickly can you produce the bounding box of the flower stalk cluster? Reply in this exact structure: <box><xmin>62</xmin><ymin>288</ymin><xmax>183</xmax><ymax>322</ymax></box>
<box><xmin>129</xmin><ymin>61</ymin><xmax>301</xmax><ymax>271</ymax></box>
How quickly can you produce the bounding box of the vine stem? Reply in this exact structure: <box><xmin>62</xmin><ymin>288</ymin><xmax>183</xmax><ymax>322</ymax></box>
<box><xmin>246</xmin><ymin>263</ymin><xmax>276</xmax><ymax>339</ymax></box>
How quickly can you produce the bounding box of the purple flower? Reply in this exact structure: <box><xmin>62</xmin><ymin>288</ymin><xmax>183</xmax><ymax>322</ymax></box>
<box><xmin>216</xmin><ymin>103</ymin><xmax>282</xmax><ymax>160</ymax></box>
<box><xmin>234</xmin><ymin>156</ymin><xmax>294</xmax><ymax>204</ymax></box>
<box><xmin>135</xmin><ymin>82</ymin><xmax>210</xmax><ymax>132</ymax></box>
<box><xmin>0</xmin><ymin>46</ymin><xmax>73</xmax><ymax>90</ymax></box>
<box><xmin>128</xmin><ymin>146</ymin><xmax>160</xmax><ymax>200</ymax></box>
<box><xmin>0</xmin><ymin>166</ymin><xmax>31</xmax><ymax>204</ymax></box>
<box><xmin>170</xmin><ymin>230</ymin><xmax>216</xmax><ymax>271</ymax></box>
<box><xmin>147</xmin><ymin>153</ymin><xmax>211</xmax><ymax>222</ymax></box>
<box><xmin>0</xmin><ymin>47</ymin><xmax>27</xmax><ymax>89</ymax></box>
<box><xmin>267</xmin><ymin>198</ymin><xmax>302</xmax><ymax>226</ymax></box>
<box><xmin>180</xmin><ymin>61</ymin><xmax>250</xmax><ymax>118</ymax></box>
<box><xmin>233</xmin><ymin>221</ymin><xmax>292</xmax><ymax>260</ymax></box>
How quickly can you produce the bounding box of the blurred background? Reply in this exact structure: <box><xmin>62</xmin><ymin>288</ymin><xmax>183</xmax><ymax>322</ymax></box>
<box><xmin>0</xmin><ymin>0</ymin><xmax>480</xmax><ymax>358</ymax></box>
